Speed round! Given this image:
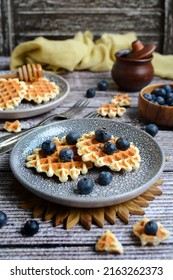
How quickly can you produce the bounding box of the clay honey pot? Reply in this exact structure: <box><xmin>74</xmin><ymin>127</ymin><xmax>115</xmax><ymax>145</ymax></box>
<box><xmin>138</xmin><ymin>83</ymin><xmax>173</xmax><ymax>127</ymax></box>
<box><xmin>111</xmin><ymin>40</ymin><xmax>156</xmax><ymax>91</ymax></box>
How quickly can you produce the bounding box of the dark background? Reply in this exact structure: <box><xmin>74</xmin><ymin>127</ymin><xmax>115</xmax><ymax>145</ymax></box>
<box><xmin>0</xmin><ymin>0</ymin><xmax>173</xmax><ymax>56</ymax></box>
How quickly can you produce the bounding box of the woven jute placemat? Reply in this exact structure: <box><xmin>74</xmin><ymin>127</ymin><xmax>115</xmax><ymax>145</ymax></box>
<box><xmin>13</xmin><ymin>179</ymin><xmax>163</xmax><ymax>230</ymax></box>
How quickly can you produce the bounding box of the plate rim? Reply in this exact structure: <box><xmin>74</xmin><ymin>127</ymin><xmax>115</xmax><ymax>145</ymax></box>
<box><xmin>0</xmin><ymin>71</ymin><xmax>70</xmax><ymax>119</ymax></box>
<box><xmin>10</xmin><ymin>118</ymin><xmax>165</xmax><ymax>208</ymax></box>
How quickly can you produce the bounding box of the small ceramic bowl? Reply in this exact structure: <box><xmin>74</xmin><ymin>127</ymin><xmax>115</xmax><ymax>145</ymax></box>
<box><xmin>111</xmin><ymin>51</ymin><xmax>154</xmax><ymax>91</ymax></box>
<box><xmin>138</xmin><ymin>83</ymin><xmax>173</xmax><ymax>127</ymax></box>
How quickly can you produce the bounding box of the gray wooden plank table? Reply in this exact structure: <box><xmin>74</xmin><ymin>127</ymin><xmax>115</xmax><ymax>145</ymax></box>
<box><xmin>0</xmin><ymin>57</ymin><xmax>172</xmax><ymax>260</ymax></box>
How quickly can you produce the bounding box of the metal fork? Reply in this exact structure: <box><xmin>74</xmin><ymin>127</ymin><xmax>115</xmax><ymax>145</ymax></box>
<box><xmin>0</xmin><ymin>99</ymin><xmax>89</xmax><ymax>154</ymax></box>
<box><xmin>83</xmin><ymin>112</ymin><xmax>101</xmax><ymax>118</ymax></box>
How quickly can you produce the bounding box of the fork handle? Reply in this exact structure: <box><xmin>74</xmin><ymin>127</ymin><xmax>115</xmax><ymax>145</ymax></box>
<box><xmin>0</xmin><ymin>115</ymin><xmax>67</xmax><ymax>155</ymax></box>
<box><xmin>0</xmin><ymin>126</ymin><xmax>39</xmax><ymax>155</ymax></box>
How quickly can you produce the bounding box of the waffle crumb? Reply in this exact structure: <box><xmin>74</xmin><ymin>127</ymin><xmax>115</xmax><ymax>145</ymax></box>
<box><xmin>133</xmin><ymin>217</ymin><xmax>170</xmax><ymax>246</ymax></box>
<box><xmin>3</xmin><ymin>120</ymin><xmax>21</xmax><ymax>133</ymax></box>
<box><xmin>96</xmin><ymin>230</ymin><xmax>124</xmax><ymax>254</ymax></box>
<box><xmin>166</xmin><ymin>155</ymin><xmax>171</xmax><ymax>162</ymax></box>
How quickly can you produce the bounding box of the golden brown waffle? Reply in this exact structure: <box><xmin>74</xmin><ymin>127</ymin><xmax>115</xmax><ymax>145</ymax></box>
<box><xmin>111</xmin><ymin>93</ymin><xmax>132</xmax><ymax>107</ymax></box>
<box><xmin>26</xmin><ymin>136</ymin><xmax>93</xmax><ymax>182</ymax></box>
<box><xmin>0</xmin><ymin>78</ymin><xmax>27</xmax><ymax>110</ymax></box>
<box><xmin>133</xmin><ymin>218</ymin><xmax>170</xmax><ymax>246</ymax></box>
<box><xmin>24</xmin><ymin>77</ymin><xmax>60</xmax><ymax>104</ymax></box>
<box><xmin>76</xmin><ymin>131</ymin><xmax>141</xmax><ymax>172</ymax></box>
<box><xmin>95</xmin><ymin>230</ymin><xmax>124</xmax><ymax>254</ymax></box>
<box><xmin>3</xmin><ymin>120</ymin><xmax>21</xmax><ymax>132</ymax></box>
<box><xmin>97</xmin><ymin>103</ymin><xmax>126</xmax><ymax>118</ymax></box>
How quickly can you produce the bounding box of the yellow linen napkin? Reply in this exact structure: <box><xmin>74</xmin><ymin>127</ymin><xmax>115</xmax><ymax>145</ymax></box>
<box><xmin>10</xmin><ymin>31</ymin><xmax>173</xmax><ymax>79</ymax></box>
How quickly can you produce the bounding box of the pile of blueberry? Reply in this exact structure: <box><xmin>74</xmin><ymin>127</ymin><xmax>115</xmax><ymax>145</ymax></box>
<box><xmin>86</xmin><ymin>80</ymin><xmax>109</xmax><ymax>98</ymax></box>
<box><xmin>143</xmin><ymin>84</ymin><xmax>173</xmax><ymax>106</ymax></box>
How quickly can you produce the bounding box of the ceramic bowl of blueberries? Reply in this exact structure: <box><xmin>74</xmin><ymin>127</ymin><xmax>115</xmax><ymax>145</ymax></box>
<box><xmin>138</xmin><ymin>83</ymin><xmax>173</xmax><ymax>127</ymax></box>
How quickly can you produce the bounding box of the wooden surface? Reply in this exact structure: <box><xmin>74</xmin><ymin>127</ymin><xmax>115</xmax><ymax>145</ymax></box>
<box><xmin>0</xmin><ymin>0</ymin><xmax>173</xmax><ymax>55</ymax></box>
<box><xmin>0</xmin><ymin>57</ymin><xmax>173</xmax><ymax>260</ymax></box>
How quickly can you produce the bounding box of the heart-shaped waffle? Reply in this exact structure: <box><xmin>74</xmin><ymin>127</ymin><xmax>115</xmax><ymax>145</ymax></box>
<box><xmin>0</xmin><ymin>78</ymin><xmax>27</xmax><ymax>110</ymax></box>
<box><xmin>111</xmin><ymin>93</ymin><xmax>131</xmax><ymax>107</ymax></box>
<box><xmin>97</xmin><ymin>103</ymin><xmax>126</xmax><ymax>118</ymax></box>
<box><xmin>26</xmin><ymin>136</ymin><xmax>93</xmax><ymax>182</ymax></box>
<box><xmin>76</xmin><ymin>131</ymin><xmax>141</xmax><ymax>172</ymax></box>
<box><xmin>24</xmin><ymin>77</ymin><xmax>60</xmax><ymax>104</ymax></box>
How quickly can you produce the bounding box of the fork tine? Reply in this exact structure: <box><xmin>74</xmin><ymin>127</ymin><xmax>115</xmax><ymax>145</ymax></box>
<box><xmin>73</xmin><ymin>99</ymin><xmax>84</xmax><ymax>107</ymax></box>
<box><xmin>73</xmin><ymin>99</ymin><xmax>89</xmax><ymax>107</ymax></box>
<box><xmin>60</xmin><ymin>99</ymin><xmax>90</xmax><ymax>118</ymax></box>
<box><xmin>73</xmin><ymin>99</ymin><xmax>89</xmax><ymax>108</ymax></box>
<box><xmin>64</xmin><ymin>107</ymin><xmax>81</xmax><ymax>117</ymax></box>
<box><xmin>84</xmin><ymin>112</ymin><xmax>100</xmax><ymax>118</ymax></box>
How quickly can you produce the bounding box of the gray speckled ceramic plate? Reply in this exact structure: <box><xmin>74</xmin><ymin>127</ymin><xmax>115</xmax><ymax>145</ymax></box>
<box><xmin>0</xmin><ymin>71</ymin><xmax>70</xmax><ymax>119</ymax></box>
<box><xmin>10</xmin><ymin>119</ymin><xmax>165</xmax><ymax>208</ymax></box>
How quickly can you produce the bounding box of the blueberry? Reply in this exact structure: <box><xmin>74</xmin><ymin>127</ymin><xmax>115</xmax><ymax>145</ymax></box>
<box><xmin>151</xmin><ymin>88</ymin><xmax>160</xmax><ymax>95</ymax></box>
<box><xmin>116</xmin><ymin>137</ymin><xmax>130</xmax><ymax>151</ymax></box>
<box><xmin>41</xmin><ymin>140</ymin><xmax>56</xmax><ymax>155</ymax></box>
<box><xmin>166</xmin><ymin>92</ymin><xmax>173</xmax><ymax>100</ymax></box>
<box><xmin>98</xmin><ymin>171</ymin><xmax>113</xmax><ymax>186</ymax></box>
<box><xmin>151</xmin><ymin>94</ymin><xmax>156</xmax><ymax>101</ymax></box>
<box><xmin>97</xmin><ymin>80</ymin><xmax>108</xmax><ymax>91</ymax></box>
<box><xmin>155</xmin><ymin>96</ymin><xmax>165</xmax><ymax>105</ymax></box>
<box><xmin>167</xmin><ymin>97</ymin><xmax>173</xmax><ymax>106</ymax></box>
<box><xmin>153</xmin><ymin>88</ymin><xmax>166</xmax><ymax>97</ymax></box>
<box><xmin>152</xmin><ymin>101</ymin><xmax>158</xmax><ymax>104</ymax></box>
<box><xmin>23</xmin><ymin>220</ymin><xmax>39</xmax><ymax>236</ymax></box>
<box><xmin>0</xmin><ymin>211</ymin><xmax>7</xmax><ymax>228</ymax></box>
<box><xmin>77</xmin><ymin>178</ymin><xmax>94</xmax><ymax>194</ymax></box>
<box><xmin>103</xmin><ymin>142</ymin><xmax>116</xmax><ymax>155</ymax></box>
<box><xmin>146</xmin><ymin>123</ymin><xmax>158</xmax><ymax>137</ymax></box>
<box><xmin>66</xmin><ymin>132</ymin><xmax>80</xmax><ymax>145</ymax></box>
<box><xmin>144</xmin><ymin>220</ymin><xmax>158</xmax><ymax>235</ymax></box>
<box><xmin>144</xmin><ymin>93</ymin><xmax>152</xmax><ymax>101</ymax></box>
<box><xmin>158</xmin><ymin>88</ymin><xmax>167</xmax><ymax>97</ymax></box>
<box><xmin>59</xmin><ymin>148</ymin><xmax>74</xmax><ymax>162</ymax></box>
<box><xmin>86</xmin><ymin>88</ymin><xmax>96</xmax><ymax>98</ymax></box>
<box><xmin>95</xmin><ymin>129</ymin><xmax>111</xmax><ymax>143</ymax></box>
<box><xmin>162</xmin><ymin>84</ymin><xmax>172</xmax><ymax>93</ymax></box>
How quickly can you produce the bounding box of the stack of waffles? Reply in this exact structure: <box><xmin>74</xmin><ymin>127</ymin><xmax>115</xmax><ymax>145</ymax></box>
<box><xmin>26</xmin><ymin>130</ymin><xmax>141</xmax><ymax>182</ymax></box>
<box><xmin>0</xmin><ymin>77</ymin><xmax>60</xmax><ymax>110</ymax></box>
